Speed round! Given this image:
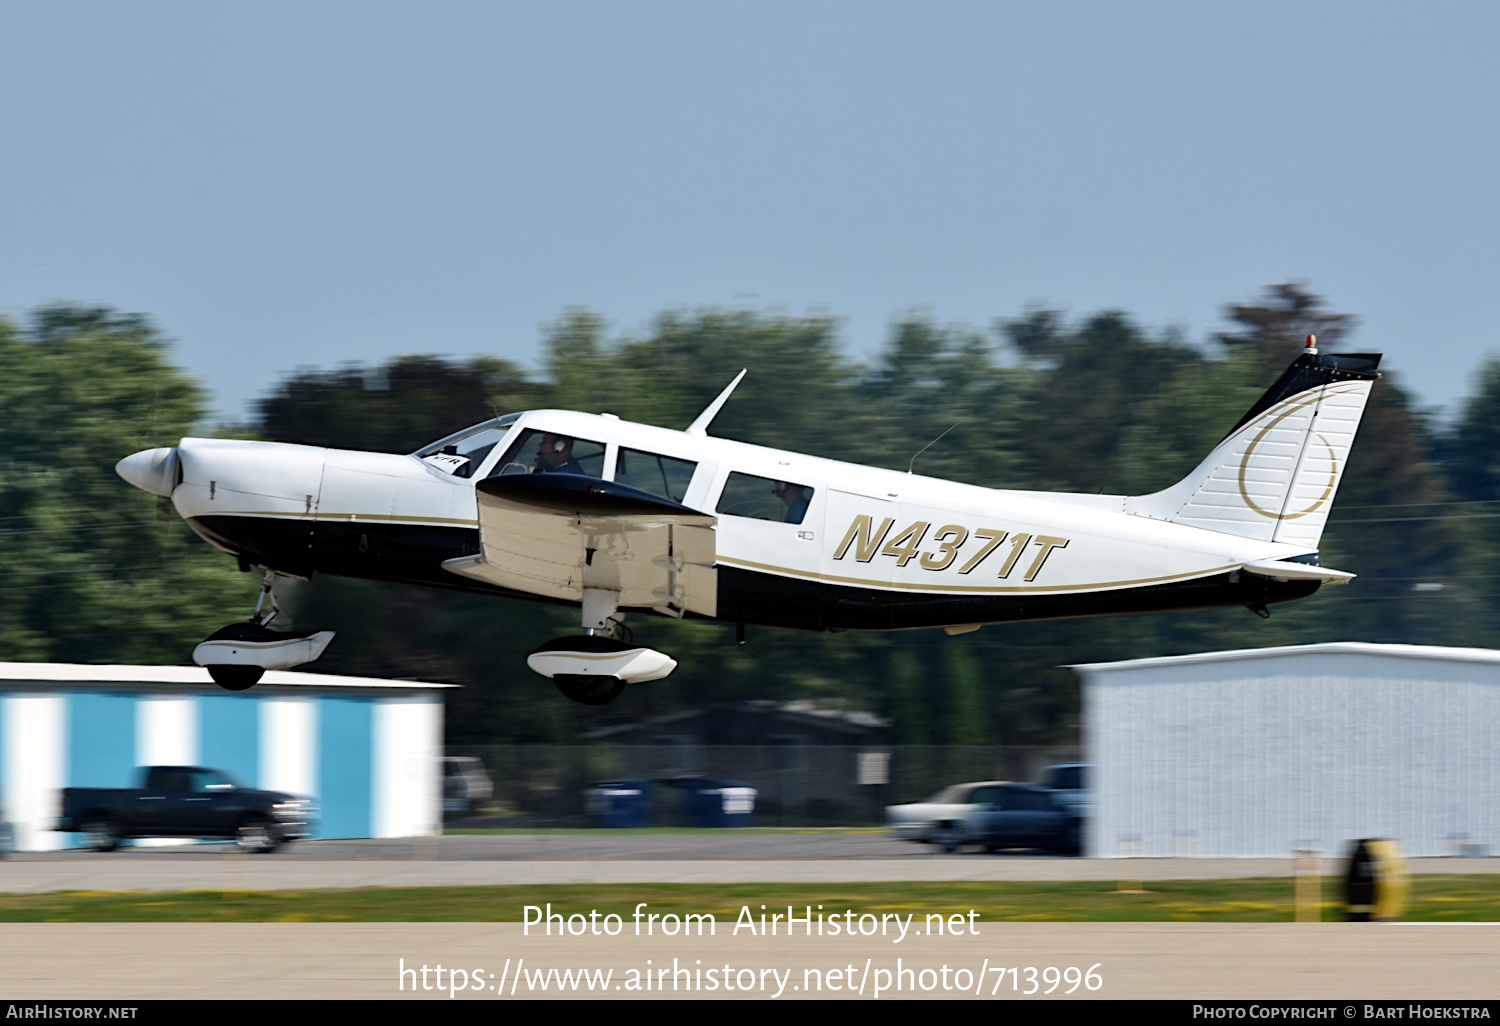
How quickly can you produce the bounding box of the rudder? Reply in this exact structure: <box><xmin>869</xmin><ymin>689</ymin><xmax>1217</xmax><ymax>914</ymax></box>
<box><xmin>1125</xmin><ymin>346</ymin><xmax>1381</xmax><ymax>549</ymax></box>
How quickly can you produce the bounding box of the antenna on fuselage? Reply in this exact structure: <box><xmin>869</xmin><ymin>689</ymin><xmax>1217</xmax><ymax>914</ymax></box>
<box><xmin>685</xmin><ymin>369</ymin><xmax>748</xmax><ymax>437</ymax></box>
<box><xmin>908</xmin><ymin>419</ymin><xmax>964</xmax><ymax>475</ymax></box>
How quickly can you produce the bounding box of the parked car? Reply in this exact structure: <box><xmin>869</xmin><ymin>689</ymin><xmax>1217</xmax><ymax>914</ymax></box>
<box><xmin>1039</xmin><ymin>762</ymin><xmax>1091</xmax><ymax>816</ymax></box>
<box><xmin>57</xmin><ymin>765</ymin><xmax>313</xmax><ymax>853</ymax></box>
<box><xmin>885</xmin><ymin>781</ymin><xmax>1009</xmax><ymax>849</ymax></box>
<box><xmin>969</xmin><ymin>782</ymin><xmax>1082</xmax><ymax>855</ymax></box>
<box><xmin>442</xmin><ymin>756</ymin><xmax>494</xmax><ymax>817</ymax></box>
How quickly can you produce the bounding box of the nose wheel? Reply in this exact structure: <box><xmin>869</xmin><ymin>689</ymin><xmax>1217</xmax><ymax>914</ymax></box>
<box><xmin>194</xmin><ymin>570</ymin><xmax>336</xmax><ymax>691</ymax></box>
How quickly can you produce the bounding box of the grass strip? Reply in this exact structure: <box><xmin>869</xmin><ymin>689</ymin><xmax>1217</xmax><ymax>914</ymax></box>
<box><xmin>443</xmin><ymin>827</ymin><xmax>887</xmax><ymax>835</ymax></box>
<box><xmin>0</xmin><ymin>877</ymin><xmax>1498</xmax><ymax>923</ymax></box>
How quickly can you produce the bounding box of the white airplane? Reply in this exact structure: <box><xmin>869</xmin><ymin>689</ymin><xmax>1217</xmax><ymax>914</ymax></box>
<box><xmin>117</xmin><ymin>338</ymin><xmax>1379</xmax><ymax>704</ymax></box>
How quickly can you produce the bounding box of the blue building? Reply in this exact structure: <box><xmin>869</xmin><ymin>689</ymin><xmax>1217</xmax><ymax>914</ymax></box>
<box><xmin>0</xmin><ymin>663</ymin><xmax>450</xmax><ymax>850</ymax></box>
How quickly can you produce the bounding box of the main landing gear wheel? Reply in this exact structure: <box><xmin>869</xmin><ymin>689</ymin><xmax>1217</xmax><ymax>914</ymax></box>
<box><xmin>527</xmin><ymin>590</ymin><xmax>676</xmax><ymax>705</ymax></box>
<box><xmin>553</xmin><ymin>675</ymin><xmax>627</xmax><ymax>706</ymax></box>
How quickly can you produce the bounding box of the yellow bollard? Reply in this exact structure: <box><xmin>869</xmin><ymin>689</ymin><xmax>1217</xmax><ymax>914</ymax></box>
<box><xmin>1369</xmin><ymin>840</ymin><xmax>1410</xmax><ymax>920</ymax></box>
<box><xmin>1294</xmin><ymin>849</ymin><xmax>1321</xmax><ymax>922</ymax></box>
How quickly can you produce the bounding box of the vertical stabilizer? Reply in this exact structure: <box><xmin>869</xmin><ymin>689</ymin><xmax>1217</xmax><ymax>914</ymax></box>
<box><xmin>1124</xmin><ymin>348</ymin><xmax>1381</xmax><ymax>549</ymax></box>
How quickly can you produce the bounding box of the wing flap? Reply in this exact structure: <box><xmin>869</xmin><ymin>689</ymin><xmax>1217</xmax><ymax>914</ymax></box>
<box><xmin>443</xmin><ymin>474</ymin><xmax>718</xmax><ymax>617</ymax></box>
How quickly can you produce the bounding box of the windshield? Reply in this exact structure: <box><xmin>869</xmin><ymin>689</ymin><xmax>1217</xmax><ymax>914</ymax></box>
<box><xmin>413</xmin><ymin>415</ymin><xmax>521</xmax><ymax>478</ymax></box>
<box><xmin>413</xmin><ymin>415</ymin><xmax>521</xmax><ymax>458</ymax></box>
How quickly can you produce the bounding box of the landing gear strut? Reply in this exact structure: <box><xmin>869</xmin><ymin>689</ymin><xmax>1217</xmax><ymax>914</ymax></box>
<box><xmin>527</xmin><ymin>589</ymin><xmax>677</xmax><ymax>705</ymax></box>
<box><xmin>193</xmin><ymin>570</ymin><xmax>336</xmax><ymax>691</ymax></box>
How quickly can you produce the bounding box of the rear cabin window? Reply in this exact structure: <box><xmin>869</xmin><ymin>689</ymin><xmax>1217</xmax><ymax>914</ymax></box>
<box><xmin>489</xmin><ymin>429</ymin><xmax>606</xmax><ymax>478</ymax></box>
<box><xmin>716</xmin><ymin>472</ymin><xmax>815</xmax><ymax>525</ymax></box>
<box><xmin>615</xmin><ymin>448</ymin><xmax>697</xmax><ymax>504</ymax></box>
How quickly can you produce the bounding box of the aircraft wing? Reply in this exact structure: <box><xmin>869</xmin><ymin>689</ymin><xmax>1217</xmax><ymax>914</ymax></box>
<box><xmin>441</xmin><ymin>474</ymin><xmax>717</xmax><ymax>618</ymax></box>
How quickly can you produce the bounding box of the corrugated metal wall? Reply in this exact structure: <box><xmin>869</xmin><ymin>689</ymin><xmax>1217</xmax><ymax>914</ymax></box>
<box><xmin>1084</xmin><ymin>647</ymin><xmax>1500</xmax><ymax>858</ymax></box>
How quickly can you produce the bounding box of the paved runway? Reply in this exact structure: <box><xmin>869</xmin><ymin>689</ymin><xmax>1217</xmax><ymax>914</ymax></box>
<box><xmin>2</xmin><ymin>833</ymin><xmax>1497</xmax><ymax>892</ymax></box>
<box><xmin>20</xmin><ymin>830</ymin><xmax>940</xmax><ymax>862</ymax></box>
<box><xmin>2</xmin><ymin>922</ymin><xmax>1497</xmax><ymax>999</ymax></box>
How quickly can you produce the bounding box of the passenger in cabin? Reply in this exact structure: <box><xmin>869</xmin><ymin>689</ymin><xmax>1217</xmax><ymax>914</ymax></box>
<box><xmin>536</xmin><ymin>433</ymin><xmax>585</xmax><ymax>475</ymax></box>
<box><xmin>774</xmin><ymin>481</ymin><xmax>810</xmax><ymax>524</ymax></box>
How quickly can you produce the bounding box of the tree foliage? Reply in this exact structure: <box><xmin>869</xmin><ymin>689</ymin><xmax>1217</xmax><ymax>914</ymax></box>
<box><xmin>0</xmin><ymin>305</ymin><xmax>256</xmax><ymax>662</ymax></box>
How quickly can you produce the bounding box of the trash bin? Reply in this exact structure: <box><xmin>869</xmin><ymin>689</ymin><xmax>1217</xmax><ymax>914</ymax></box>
<box><xmin>1343</xmin><ymin>838</ymin><xmax>1410</xmax><ymax>921</ymax></box>
<box><xmin>584</xmin><ymin>780</ymin><xmax>652</xmax><ymax>828</ymax></box>
<box><xmin>683</xmin><ymin>779</ymin><xmax>757</xmax><ymax>828</ymax></box>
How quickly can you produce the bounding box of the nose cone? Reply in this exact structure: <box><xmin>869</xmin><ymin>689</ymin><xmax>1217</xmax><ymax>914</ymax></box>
<box><xmin>116</xmin><ymin>447</ymin><xmax>182</xmax><ymax>497</ymax></box>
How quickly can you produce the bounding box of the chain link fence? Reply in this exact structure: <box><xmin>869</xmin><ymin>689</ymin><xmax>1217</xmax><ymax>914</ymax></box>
<box><xmin>448</xmin><ymin>744</ymin><xmax>1080</xmax><ymax>827</ymax></box>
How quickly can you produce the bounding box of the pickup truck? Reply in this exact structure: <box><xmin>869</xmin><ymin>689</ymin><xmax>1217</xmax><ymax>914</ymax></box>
<box><xmin>57</xmin><ymin>766</ymin><xmax>314</xmax><ymax>853</ymax></box>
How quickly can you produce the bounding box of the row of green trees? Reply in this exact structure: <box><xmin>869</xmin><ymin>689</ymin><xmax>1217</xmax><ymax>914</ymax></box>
<box><xmin>2</xmin><ymin>288</ymin><xmax>1496</xmax><ymax>745</ymax></box>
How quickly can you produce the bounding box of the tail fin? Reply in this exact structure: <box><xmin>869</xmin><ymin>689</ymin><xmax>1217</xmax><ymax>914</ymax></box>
<box><xmin>1125</xmin><ymin>348</ymin><xmax>1381</xmax><ymax>549</ymax></box>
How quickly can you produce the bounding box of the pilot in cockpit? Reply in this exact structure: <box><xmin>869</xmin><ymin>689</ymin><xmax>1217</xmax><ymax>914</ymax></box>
<box><xmin>536</xmin><ymin>433</ymin><xmax>585</xmax><ymax>475</ymax></box>
<box><xmin>774</xmin><ymin>481</ymin><xmax>810</xmax><ymax>524</ymax></box>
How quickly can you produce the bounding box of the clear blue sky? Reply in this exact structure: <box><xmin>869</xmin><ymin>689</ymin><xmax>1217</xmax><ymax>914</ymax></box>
<box><xmin>3</xmin><ymin>1</ymin><xmax>1497</xmax><ymax>422</ymax></box>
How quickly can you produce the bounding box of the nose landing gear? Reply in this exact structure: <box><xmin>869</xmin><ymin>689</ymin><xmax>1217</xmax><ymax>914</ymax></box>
<box><xmin>194</xmin><ymin>571</ymin><xmax>336</xmax><ymax>691</ymax></box>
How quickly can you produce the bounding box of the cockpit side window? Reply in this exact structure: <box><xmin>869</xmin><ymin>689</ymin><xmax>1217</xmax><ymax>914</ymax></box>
<box><xmin>489</xmin><ymin>428</ymin><xmax>607</xmax><ymax>478</ymax></box>
<box><xmin>616</xmin><ymin>448</ymin><xmax>697</xmax><ymax>504</ymax></box>
<box><xmin>715</xmin><ymin>472</ymin><xmax>815</xmax><ymax>525</ymax></box>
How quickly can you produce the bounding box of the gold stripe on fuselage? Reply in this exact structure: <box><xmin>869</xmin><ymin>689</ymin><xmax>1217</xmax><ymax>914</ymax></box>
<box><xmin>716</xmin><ymin>555</ymin><xmax>1240</xmax><ymax>595</ymax></box>
<box><xmin>206</xmin><ymin>510</ymin><xmax>480</xmax><ymax>527</ymax></box>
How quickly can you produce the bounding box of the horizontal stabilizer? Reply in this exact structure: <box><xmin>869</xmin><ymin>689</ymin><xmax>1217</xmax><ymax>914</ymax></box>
<box><xmin>1241</xmin><ymin>559</ymin><xmax>1356</xmax><ymax>585</ymax></box>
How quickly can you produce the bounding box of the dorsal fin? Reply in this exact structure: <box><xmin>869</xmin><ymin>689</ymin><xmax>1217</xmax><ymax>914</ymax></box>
<box><xmin>685</xmin><ymin>369</ymin><xmax>747</xmax><ymax>437</ymax></box>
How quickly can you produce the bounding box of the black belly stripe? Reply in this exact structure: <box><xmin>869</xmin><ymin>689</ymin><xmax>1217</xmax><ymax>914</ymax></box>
<box><xmin>188</xmin><ymin>514</ymin><xmax>1318</xmax><ymax>631</ymax></box>
<box><xmin>711</xmin><ymin>564</ymin><xmax>1317</xmax><ymax>630</ymax></box>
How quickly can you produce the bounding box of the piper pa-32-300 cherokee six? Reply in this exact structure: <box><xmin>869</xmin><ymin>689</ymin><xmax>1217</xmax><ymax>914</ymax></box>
<box><xmin>116</xmin><ymin>338</ymin><xmax>1379</xmax><ymax>705</ymax></box>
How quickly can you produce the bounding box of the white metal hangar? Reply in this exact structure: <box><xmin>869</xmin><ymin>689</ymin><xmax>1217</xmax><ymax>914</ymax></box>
<box><xmin>1076</xmin><ymin>643</ymin><xmax>1500</xmax><ymax>859</ymax></box>
<box><xmin>0</xmin><ymin>663</ymin><xmax>450</xmax><ymax>851</ymax></box>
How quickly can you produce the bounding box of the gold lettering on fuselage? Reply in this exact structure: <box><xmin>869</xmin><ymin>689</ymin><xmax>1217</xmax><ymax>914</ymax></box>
<box><xmin>919</xmin><ymin>525</ymin><xmax>969</xmax><ymax>571</ymax></box>
<box><xmin>1023</xmin><ymin>536</ymin><xmax>1069</xmax><ymax>581</ymax></box>
<box><xmin>956</xmin><ymin>528</ymin><xmax>1007</xmax><ymax>574</ymax></box>
<box><xmin>833</xmin><ymin>516</ymin><xmax>1071</xmax><ymax>581</ymax></box>
<box><xmin>832</xmin><ymin>515</ymin><xmax>896</xmax><ymax>562</ymax></box>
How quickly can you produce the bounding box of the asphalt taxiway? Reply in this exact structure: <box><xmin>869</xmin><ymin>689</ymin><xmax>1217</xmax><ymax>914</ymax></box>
<box><xmin>2</xmin><ymin>833</ymin><xmax>1497</xmax><ymax>892</ymax></box>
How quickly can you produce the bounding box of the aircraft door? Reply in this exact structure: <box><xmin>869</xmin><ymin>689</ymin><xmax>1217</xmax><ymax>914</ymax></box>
<box><xmin>823</xmin><ymin>489</ymin><xmax>898</xmax><ymax>590</ymax></box>
<box><xmin>714</xmin><ymin>470</ymin><xmax>823</xmax><ymax>586</ymax></box>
